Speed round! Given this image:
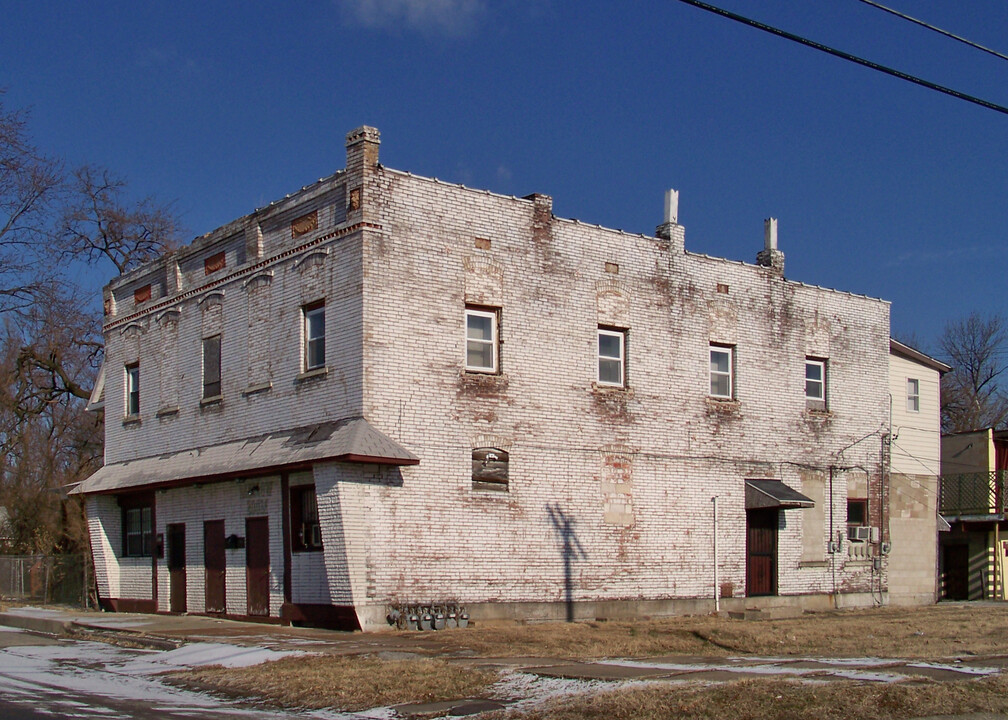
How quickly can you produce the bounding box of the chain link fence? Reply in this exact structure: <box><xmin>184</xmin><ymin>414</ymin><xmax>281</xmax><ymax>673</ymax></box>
<box><xmin>0</xmin><ymin>554</ymin><xmax>91</xmax><ymax>607</ymax></box>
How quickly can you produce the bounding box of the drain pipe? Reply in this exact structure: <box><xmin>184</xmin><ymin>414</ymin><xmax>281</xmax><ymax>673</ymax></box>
<box><xmin>712</xmin><ymin>495</ymin><xmax>720</xmax><ymax>613</ymax></box>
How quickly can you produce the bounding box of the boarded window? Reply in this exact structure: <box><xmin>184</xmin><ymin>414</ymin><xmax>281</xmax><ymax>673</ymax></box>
<box><xmin>202</xmin><ymin>335</ymin><xmax>222</xmax><ymax>399</ymax></box>
<box><xmin>134</xmin><ymin>284</ymin><xmax>151</xmax><ymax>304</ymax></box>
<box><xmin>472</xmin><ymin>447</ymin><xmax>509</xmax><ymax>489</ymax></box>
<box><xmin>290</xmin><ymin>485</ymin><xmax>322</xmax><ymax>552</ymax></box>
<box><xmin>291</xmin><ymin>210</ymin><xmax>318</xmax><ymax>239</ymax></box>
<box><xmin>204</xmin><ymin>251</ymin><xmax>226</xmax><ymax>275</ymax></box>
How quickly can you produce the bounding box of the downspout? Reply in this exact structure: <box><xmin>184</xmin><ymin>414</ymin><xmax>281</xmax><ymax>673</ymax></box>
<box><xmin>829</xmin><ymin>465</ymin><xmax>837</xmax><ymax>608</ymax></box>
<box><xmin>712</xmin><ymin>496</ymin><xmax>719</xmax><ymax>613</ymax></box>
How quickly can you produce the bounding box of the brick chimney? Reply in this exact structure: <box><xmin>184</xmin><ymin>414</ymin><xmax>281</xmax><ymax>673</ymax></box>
<box><xmin>344</xmin><ymin>126</ymin><xmax>381</xmax><ymax>224</ymax></box>
<box><xmin>756</xmin><ymin>217</ymin><xmax>784</xmax><ymax>275</ymax></box>
<box><xmin>655</xmin><ymin>189</ymin><xmax>685</xmax><ymax>254</ymax></box>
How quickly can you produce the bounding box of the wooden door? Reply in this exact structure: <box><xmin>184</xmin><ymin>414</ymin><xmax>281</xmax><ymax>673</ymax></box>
<box><xmin>944</xmin><ymin>544</ymin><xmax>969</xmax><ymax>600</ymax></box>
<box><xmin>245</xmin><ymin>517</ymin><xmax>270</xmax><ymax>616</ymax></box>
<box><xmin>204</xmin><ymin>520</ymin><xmax>226</xmax><ymax>613</ymax></box>
<box><xmin>746</xmin><ymin>509</ymin><xmax>778</xmax><ymax>597</ymax></box>
<box><xmin>166</xmin><ymin>523</ymin><xmax>187</xmax><ymax>613</ymax></box>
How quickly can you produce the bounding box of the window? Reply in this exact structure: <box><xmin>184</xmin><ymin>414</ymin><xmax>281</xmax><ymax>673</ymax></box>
<box><xmin>709</xmin><ymin>345</ymin><xmax>733</xmax><ymax>398</ymax></box>
<box><xmin>125</xmin><ymin>362</ymin><xmax>140</xmax><ymax>416</ymax></box>
<box><xmin>907</xmin><ymin>378</ymin><xmax>920</xmax><ymax>412</ymax></box>
<box><xmin>597</xmin><ymin>328</ymin><xmax>626</xmax><ymax>387</ymax></box>
<box><xmin>805</xmin><ymin>358</ymin><xmax>826</xmax><ymax>410</ymax></box>
<box><xmin>465</xmin><ymin>308</ymin><xmax>499</xmax><ymax>373</ymax></box>
<box><xmin>202</xmin><ymin>335</ymin><xmax>222</xmax><ymax>399</ymax></box>
<box><xmin>846</xmin><ymin>498</ymin><xmax>868</xmax><ymax>541</ymax></box>
<box><xmin>123</xmin><ymin>505</ymin><xmax>153</xmax><ymax>557</ymax></box>
<box><xmin>290</xmin><ymin>485</ymin><xmax>322</xmax><ymax>552</ymax></box>
<box><xmin>303</xmin><ymin>302</ymin><xmax>326</xmax><ymax>371</ymax></box>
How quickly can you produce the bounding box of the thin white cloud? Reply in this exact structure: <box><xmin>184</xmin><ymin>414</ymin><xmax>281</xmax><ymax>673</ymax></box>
<box><xmin>338</xmin><ymin>0</ymin><xmax>486</xmax><ymax>36</ymax></box>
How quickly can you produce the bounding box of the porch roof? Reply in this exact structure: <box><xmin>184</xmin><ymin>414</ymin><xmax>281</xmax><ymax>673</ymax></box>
<box><xmin>71</xmin><ymin>417</ymin><xmax>419</xmax><ymax>496</ymax></box>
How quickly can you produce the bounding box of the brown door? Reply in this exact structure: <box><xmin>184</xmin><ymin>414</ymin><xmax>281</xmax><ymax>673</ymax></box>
<box><xmin>166</xmin><ymin>523</ymin><xmax>187</xmax><ymax>613</ymax></box>
<box><xmin>204</xmin><ymin>520</ymin><xmax>226</xmax><ymax>613</ymax></box>
<box><xmin>746</xmin><ymin>509</ymin><xmax>778</xmax><ymax>597</ymax></box>
<box><xmin>246</xmin><ymin>517</ymin><xmax>270</xmax><ymax>616</ymax></box>
<box><xmin>944</xmin><ymin>544</ymin><xmax>970</xmax><ymax>600</ymax></box>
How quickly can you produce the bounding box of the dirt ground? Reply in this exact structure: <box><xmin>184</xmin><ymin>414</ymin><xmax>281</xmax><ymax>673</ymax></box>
<box><xmin>168</xmin><ymin>604</ymin><xmax>1008</xmax><ymax>719</ymax></box>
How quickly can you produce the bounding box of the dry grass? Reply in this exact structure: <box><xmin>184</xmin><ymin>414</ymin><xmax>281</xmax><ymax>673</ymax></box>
<box><xmin>424</xmin><ymin>604</ymin><xmax>1008</xmax><ymax>660</ymax></box>
<box><xmin>167</xmin><ymin>655</ymin><xmax>497</xmax><ymax>712</ymax></box>
<box><xmin>489</xmin><ymin>675</ymin><xmax>1008</xmax><ymax>720</ymax></box>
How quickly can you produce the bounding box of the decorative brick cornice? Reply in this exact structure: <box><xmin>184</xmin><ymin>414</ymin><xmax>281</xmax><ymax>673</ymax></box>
<box><xmin>104</xmin><ymin>222</ymin><xmax>381</xmax><ymax>332</ymax></box>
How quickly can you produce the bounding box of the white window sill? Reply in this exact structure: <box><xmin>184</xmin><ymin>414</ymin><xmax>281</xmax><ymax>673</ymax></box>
<box><xmin>122</xmin><ymin>414</ymin><xmax>141</xmax><ymax>427</ymax></box>
<box><xmin>200</xmin><ymin>395</ymin><xmax>223</xmax><ymax>408</ymax></box>
<box><xmin>472</xmin><ymin>481</ymin><xmax>509</xmax><ymax>493</ymax></box>
<box><xmin>156</xmin><ymin>406</ymin><xmax>179</xmax><ymax>419</ymax></box>
<box><xmin>296</xmin><ymin>366</ymin><xmax>329</xmax><ymax>382</ymax></box>
<box><xmin>591</xmin><ymin>382</ymin><xmax>633</xmax><ymax>394</ymax></box>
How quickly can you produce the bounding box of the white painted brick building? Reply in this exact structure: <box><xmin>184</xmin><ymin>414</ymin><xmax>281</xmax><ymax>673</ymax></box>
<box><xmin>76</xmin><ymin>126</ymin><xmax>897</xmax><ymax>629</ymax></box>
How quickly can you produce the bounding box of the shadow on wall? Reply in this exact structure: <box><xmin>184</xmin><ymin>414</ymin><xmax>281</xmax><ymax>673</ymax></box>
<box><xmin>546</xmin><ymin>504</ymin><xmax>587</xmax><ymax>622</ymax></box>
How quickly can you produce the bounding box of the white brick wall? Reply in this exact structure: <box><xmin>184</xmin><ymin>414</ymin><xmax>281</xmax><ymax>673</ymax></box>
<box><xmin>87</xmin><ymin>129</ymin><xmax>893</xmax><ymax>626</ymax></box>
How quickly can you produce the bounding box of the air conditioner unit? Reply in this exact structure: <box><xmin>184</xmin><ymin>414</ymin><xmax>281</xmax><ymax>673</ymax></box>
<box><xmin>849</xmin><ymin>526</ymin><xmax>871</xmax><ymax>542</ymax></box>
<box><xmin>309</xmin><ymin>525</ymin><xmax>322</xmax><ymax>548</ymax></box>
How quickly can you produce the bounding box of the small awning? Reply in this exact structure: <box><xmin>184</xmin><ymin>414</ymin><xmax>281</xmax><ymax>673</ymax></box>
<box><xmin>745</xmin><ymin>479</ymin><xmax>814</xmax><ymax>510</ymax></box>
<box><xmin>71</xmin><ymin>416</ymin><xmax>418</xmax><ymax>496</ymax></box>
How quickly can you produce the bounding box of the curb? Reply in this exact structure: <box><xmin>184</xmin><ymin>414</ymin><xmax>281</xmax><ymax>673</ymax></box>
<box><xmin>0</xmin><ymin>612</ymin><xmax>72</xmax><ymax>636</ymax></box>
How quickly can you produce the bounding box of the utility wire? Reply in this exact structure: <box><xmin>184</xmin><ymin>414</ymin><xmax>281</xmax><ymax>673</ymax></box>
<box><xmin>856</xmin><ymin>0</ymin><xmax>1008</xmax><ymax>64</ymax></box>
<box><xmin>674</xmin><ymin>0</ymin><xmax>1008</xmax><ymax>117</ymax></box>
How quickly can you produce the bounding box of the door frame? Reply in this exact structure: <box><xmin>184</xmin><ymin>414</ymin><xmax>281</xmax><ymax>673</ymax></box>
<box><xmin>746</xmin><ymin>508</ymin><xmax>779</xmax><ymax>597</ymax></box>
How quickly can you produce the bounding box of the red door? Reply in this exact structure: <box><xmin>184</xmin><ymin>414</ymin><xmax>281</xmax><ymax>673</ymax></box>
<box><xmin>167</xmin><ymin>523</ymin><xmax>187</xmax><ymax>613</ymax></box>
<box><xmin>204</xmin><ymin>520</ymin><xmax>226</xmax><ymax>613</ymax></box>
<box><xmin>746</xmin><ymin>509</ymin><xmax>778</xmax><ymax>597</ymax></box>
<box><xmin>245</xmin><ymin>517</ymin><xmax>270</xmax><ymax>616</ymax></box>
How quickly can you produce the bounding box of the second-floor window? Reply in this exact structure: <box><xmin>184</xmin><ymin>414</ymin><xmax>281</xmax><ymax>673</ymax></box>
<box><xmin>710</xmin><ymin>344</ymin><xmax>733</xmax><ymax>399</ymax></box>
<box><xmin>125</xmin><ymin>362</ymin><xmax>140</xmax><ymax>416</ymax></box>
<box><xmin>202</xmin><ymin>335</ymin><xmax>222</xmax><ymax>399</ymax></box>
<box><xmin>597</xmin><ymin>328</ymin><xmax>626</xmax><ymax>387</ymax></box>
<box><xmin>303</xmin><ymin>301</ymin><xmax>326</xmax><ymax>371</ymax></box>
<box><xmin>805</xmin><ymin>358</ymin><xmax>826</xmax><ymax>410</ymax></box>
<box><xmin>465</xmin><ymin>308</ymin><xmax>499</xmax><ymax>373</ymax></box>
<box><xmin>907</xmin><ymin>378</ymin><xmax>920</xmax><ymax>412</ymax></box>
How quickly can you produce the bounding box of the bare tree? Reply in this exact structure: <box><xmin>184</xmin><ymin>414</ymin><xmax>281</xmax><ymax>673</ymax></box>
<box><xmin>940</xmin><ymin>312</ymin><xmax>1008</xmax><ymax>433</ymax></box>
<box><xmin>0</xmin><ymin>94</ymin><xmax>63</xmax><ymax>309</ymax></box>
<box><xmin>0</xmin><ymin>98</ymin><xmax>182</xmax><ymax>555</ymax></box>
<box><xmin>62</xmin><ymin>165</ymin><xmax>180</xmax><ymax>274</ymax></box>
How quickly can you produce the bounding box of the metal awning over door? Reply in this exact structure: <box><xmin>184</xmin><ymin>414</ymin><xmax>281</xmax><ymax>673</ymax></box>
<box><xmin>744</xmin><ymin>479</ymin><xmax>814</xmax><ymax>510</ymax></box>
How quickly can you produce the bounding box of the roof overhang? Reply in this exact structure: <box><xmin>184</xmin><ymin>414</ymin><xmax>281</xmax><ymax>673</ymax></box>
<box><xmin>889</xmin><ymin>339</ymin><xmax>952</xmax><ymax>374</ymax></box>
<box><xmin>745</xmin><ymin>479</ymin><xmax>815</xmax><ymax>510</ymax></box>
<box><xmin>71</xmin><ymin>417</ymin><xmax>418</xmax><ymax>496</ymax></box>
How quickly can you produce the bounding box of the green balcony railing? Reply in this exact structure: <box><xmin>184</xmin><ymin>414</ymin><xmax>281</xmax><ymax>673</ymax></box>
<box><xmin>939</xmin><ymin>471</ymin><xmax>1008</xmax><ymax>516</ymax></box>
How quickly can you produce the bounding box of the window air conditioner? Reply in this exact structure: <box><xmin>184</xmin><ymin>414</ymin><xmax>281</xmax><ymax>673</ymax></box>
<box><xmin>310</xmin><ymin>525</ymin><xmax>322</xmax><ymax>548</ymax></box>
<box><xmin>849</xmin><ymin>526</ymin><xmax>871</xmax><ymax>542</ymax></box>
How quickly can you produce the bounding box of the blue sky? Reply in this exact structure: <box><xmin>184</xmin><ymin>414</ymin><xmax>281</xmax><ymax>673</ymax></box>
<box><xmin>2</xmin><ymin>1</ymin><xmax>1006</xmax><ymax>349</ymax></box>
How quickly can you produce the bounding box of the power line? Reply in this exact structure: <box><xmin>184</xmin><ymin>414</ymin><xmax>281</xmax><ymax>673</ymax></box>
<box><xmin>674</xmin><ymin>0</ymin><xmax>1008</xmax><ymax>117</ymax></box>
<box><xmin>856</xmin><ymin>0</ymin><xmax>1008</xmax><ymax>64</ymax></box>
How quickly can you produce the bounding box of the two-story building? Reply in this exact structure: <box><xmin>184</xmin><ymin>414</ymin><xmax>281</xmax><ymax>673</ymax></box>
<box><xmin>76</xmin><ymin>127</ymin><xmax>896</xmax><ymax>629</ymax></box>
<box><xmin>940</xmin><ymin>428</ymin><xmax>1008</xmax><ymax>600</ymax></box>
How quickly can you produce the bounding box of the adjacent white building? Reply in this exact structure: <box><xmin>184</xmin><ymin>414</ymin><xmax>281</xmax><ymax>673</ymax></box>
<box><xmin>77</xmin><ymin>127</ymin><xmax>904</xmax><ymax>629</ymax></box>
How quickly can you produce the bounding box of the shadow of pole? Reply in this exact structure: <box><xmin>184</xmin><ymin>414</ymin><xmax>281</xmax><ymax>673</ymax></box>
<box><xmin>547</xmin><ymin>504</ymin><xmax>587</xmax><ymax>622</ymax></box>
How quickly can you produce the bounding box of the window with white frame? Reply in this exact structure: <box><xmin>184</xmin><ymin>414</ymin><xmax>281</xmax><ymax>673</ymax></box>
<box><xmin>303</xmin><ymin>301</ymin><xmax>326</xmax><ymax>371</ymax></box>
<box><xmin>465</xmin><ymin>308</ymin><xmax>499</xmax><ymax>373</ymax></box>
<box><xmin>597</xmin><ymin>328</ymin><xmax>626</xmax><ymax>387</ymax></box>
<box><xmin>709</xmin><ymin>344</ymin><xmax>733</xmax><ymax>398</ymax></box>
<box><xmin>907</xmin><ymin>378</ymin><xmax>920</xmax><ymax>412</ymax></box>
<box><xmin>125</xmin><ymin>362</ymin><xmax>140</xmax><ymax>416</ymax></box>
<box><xmin>805</xmin><ymin>358</ymin><xmax>826</xmax><ymax>410</ymax></box>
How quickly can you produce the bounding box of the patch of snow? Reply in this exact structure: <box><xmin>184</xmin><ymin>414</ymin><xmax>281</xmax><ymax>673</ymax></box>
<box><xmin>905</xmin><ymin>661</ymin><xmax>998</xmax><ymax>676</ymax></box>
<box><xmin>112</xmin><ymin>642</ymin><xmax>302</xmax><ymax>674</ymax></box>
